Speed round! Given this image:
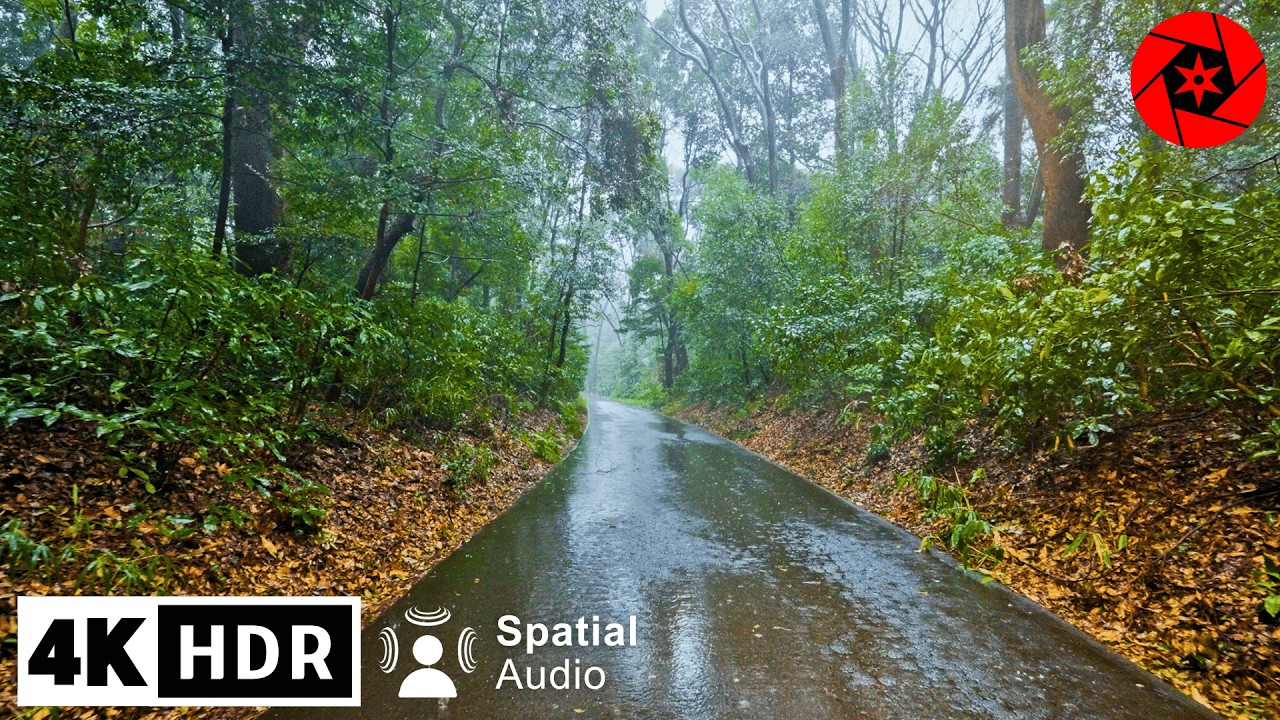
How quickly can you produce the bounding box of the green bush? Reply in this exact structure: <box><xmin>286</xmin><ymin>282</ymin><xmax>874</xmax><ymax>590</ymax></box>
<box><xmin>442</xmin><ymin>443</ymin><xmax>498</xmax><ymax>500</ymax></box>
<box><xmin>0</xmin><ymin>241</ymin><xmax>589</xmax><ymax>526</ymax></box>
<box><xmin>923</xmin><ymin>423</ymin><xmax>974</xmax><ymax>471</ymax></box>
<box><xmin>524</xmin><ymin>428</ymin><xmax>565</xmax><ymax>463</ymax></box>
<box><xmin>864</xmin><ymin>423</ymin><xmax>892</xmax><ymax>466</ymax></box>
<box><xmin>0</xmin><ymin>248</ymin><xmax>379</xmax><ymax>486</ymax></box>
<box><xmin>897</xmin><ymin>469</ymin><xmax>998</xmax><ymax>566</ymax></box>
<box><xmin>894</xmin><ymin>150</ymin><xmax>1280</xmax><ymax>453</ymax></box>
<box><xmin>272</xmin><ymin>476</ymin><xmax>331</xmax><ymax>533</ymax></box>
<box><xmin>347</xmin><ymin>292</ymin><xmax>585</xmax><ymax>430</ymax></box>
<box><xmin>1</xmin><ymin>519</ymin><xmax>57</xmax><ymax>578</ymax></box>
<box><xmin>558</xmin><ymin>396</ymin><xmax>587</xmax><ymax>438</ymax></box>
<box><xmin>77</xmin><ymin>550</ymin><xmax>180</xmax><ymax>594</ymax></box>
<box><xmin>864</xmin><ymin>438</ymin><xmax>891</xmax><ymax>467</ymax></box>
<box><xmin>1255</xmin><ymin>556</ymin><xmax>1280</xmax><ymax>619</ymax></box>
<box><xmin>762</xmin><ymin>274</ymin><xmax>928</xmax><ymax>400</ymax></box>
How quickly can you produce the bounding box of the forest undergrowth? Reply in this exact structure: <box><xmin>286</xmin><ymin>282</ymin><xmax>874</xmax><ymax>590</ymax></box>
<box><xmin>673</xmin><ymin>397</ymin><xmax>1280</xmax><ymax>719</ymax></box>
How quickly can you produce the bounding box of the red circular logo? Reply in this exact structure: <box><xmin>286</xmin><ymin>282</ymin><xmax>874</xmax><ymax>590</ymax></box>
<box><xmin>1131</xmin><ymin>12</ymin><xmax>1267</xmax><ymax>148</ymax></box>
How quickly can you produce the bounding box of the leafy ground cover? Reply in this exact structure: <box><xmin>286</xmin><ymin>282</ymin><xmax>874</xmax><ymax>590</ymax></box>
<box><xmin>0</xmin><ymin>406</ymin><xmax>582</xmax><ymax>719</ymax></box>
<box><xmin>673</xmin><ymin>397</ymin><xmax>1280</xmax><ymax>719</ymax></box>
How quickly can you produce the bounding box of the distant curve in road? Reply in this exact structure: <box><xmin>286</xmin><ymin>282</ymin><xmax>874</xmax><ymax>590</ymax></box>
<box><xmin>269</xmin><ymin>398</ymin><xmax>1217</xmax><ymax>719</ymax></box>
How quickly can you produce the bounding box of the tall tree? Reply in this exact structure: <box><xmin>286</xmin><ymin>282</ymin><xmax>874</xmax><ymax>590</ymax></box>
<box><xmin>1001</xmin><ymin>75</ymin><xmax>1022</xmax><ymax>226</ymax></box>
<box><xmin>1004</xmin><ymin>0</ymin><xmax>1089</xmax><ymax>255</ymax></box>
<box><xmin>811</xmin><ymin>0</ymin><xmax>854</xmax><ymax>160</ymax></box>
<box><xmin>655</xmin><ymin>0</ymin><xmax>760</xmax><ymax>185</ymax></box>
<box><xmin>225</xmin><ymin>0</ymin><xmax>304</xmax><ymax>276</ymax></box>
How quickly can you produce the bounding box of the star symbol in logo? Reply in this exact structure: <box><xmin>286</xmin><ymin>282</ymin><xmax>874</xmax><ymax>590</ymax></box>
<box><xmin>1173</xmin><ymin>53</ymin><xmax>1224</xmax><ymax>106</ymax></box>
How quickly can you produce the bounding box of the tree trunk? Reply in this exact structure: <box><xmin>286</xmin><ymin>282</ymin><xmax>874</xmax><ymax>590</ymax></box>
<box><xmin>589</xmin><ymin>319</ymin><xmax>604</xmax><ymax>394</ymax></box>
<box><xmin>228</xmin><ymin>6</ymin><xmax>284</xmax><ymax>276</ymax></box>
<box><xmin>546</xmin><ymin>294</ymin><xmax>562</xmax><ymax>363</ymax></box>
<box><xmin>555</xmin><ymin>227</ymin><xmax>582</xmax><ymax>369</ymax></box>
<box><xmin>673</xmin><ymin>0</ymin><xmax>757</xmax><ymax>185</ymax></box>
<box><xmin>230</xmin><ymin>87</ymin><xmax>284</xmax><ymax>275</ymax></box>
<box><xmin>76</xmin><ymin>189</ymin><xmax>96</xmax><ymax>253</ymax></box>
<box><xmin>761</xmin><ymin>63</ymin><xmax>780</xmax><ymax>194</ymax></box>
<box><xmin>355</xmin><ymin>210</ymin><xmax>416</xmax><ymax>299</ymax></box>
<box><xmin>812</xmin><ymin>0</ymin><xmax>851</xmax><ymax>160</ymax></box>
<box><xmin>557</xmin><ymin>289</ymin><xmax>574</xmax><ymax>369</ymax></box>
<box><xmin>167</xmin><ymin>2</ymin><xmax>184</xmax><ymax>45</ymax></box>
<box><xmin>1004</xmin><ymin>0</ymin><xmax>1090</xmax><ymax>256</ymax></box>
<box><xmin>54</xmin><ymin>1</ymin><xmax>77</xmax><ymax>55</ymax></box>
<box><xmin>662</xmin><ymin>330</ymin><xmax>674</xmax><ymax>389</ymax></box>
<box><xmin>212</xmin><ymin>29</ymin><xmax>234</xmax><ymax>258</ymax></box>
<box><xmin>654</xmin><ymin>216</ymin><xmax>686</xmax><ymax>387</ymax></box>
<box><xmin>1001</xmin><ymin>75</ymin><xmax>1023</xmax><ymax>227</ymax></box>
<box><xmin>351</xmin><ymin>0</ymin><xmax>448</xmax><ymax>301</ymax></box>
<box><xmin>1024</xmin><ymin>165</ymin><xmax>1044</xmax><ymax>228</ymax></box>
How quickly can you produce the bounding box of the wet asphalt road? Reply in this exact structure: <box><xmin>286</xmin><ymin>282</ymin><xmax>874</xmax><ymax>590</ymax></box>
<box><xmin>270</xmin><ymin>398</ymin><xmax>1217</xmax><ymax>719</ymax></box>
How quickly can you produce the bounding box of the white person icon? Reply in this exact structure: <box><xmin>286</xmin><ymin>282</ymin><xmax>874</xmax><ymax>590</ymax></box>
<box><xmin>400</xmin><ymin>635</ymin><xmax>456</xmax><ymax>698</ymax></box>
<box><xmin>397</xmin><ymin>606</ymin><xmax>457</xmax><ymax>699</ymax></box>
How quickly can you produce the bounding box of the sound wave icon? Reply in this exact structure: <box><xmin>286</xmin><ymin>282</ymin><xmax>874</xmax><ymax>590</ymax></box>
<box><xmin>405</xmin><ymin>606</ymin><xmax>451</xmax><ymax>627</ymax></box>
<box><xmin>457</xmin><ymin>627</ymin><xmax>477</xmax><ymax>673</ymax></box>
<box><xmin>378</xmin><ymin>627</ymin><xmax>399</xmax><ymax>673</ymax></box>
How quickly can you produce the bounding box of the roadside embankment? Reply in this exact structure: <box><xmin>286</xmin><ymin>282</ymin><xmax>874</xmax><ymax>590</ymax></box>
<box><xmin>0</xmin><ymin>406</ymin><xmax>583</xmax><ymax>718</ymax></box>
<box><xmin>669</xmin><ymin>397</ymin><xmax>1279</xmax><ymax>719</ymax></box>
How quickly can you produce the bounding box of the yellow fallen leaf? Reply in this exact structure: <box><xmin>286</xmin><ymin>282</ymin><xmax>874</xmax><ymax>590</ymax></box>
<box><xmin>1188</xmin><ymin>686</ymin><xmax>1211</xmax><ymax>707</ymax></box>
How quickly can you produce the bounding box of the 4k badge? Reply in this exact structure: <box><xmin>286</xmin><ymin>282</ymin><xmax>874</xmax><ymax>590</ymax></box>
<box><xmin>18</xmin><ymin>596</ymin><xmax>360</xmax><ymax>707</ymax></box>
<box><xmin>1131</xmin><ymin>12</ymin><xmax>1266</xmax><ymax>148</ymax></box>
